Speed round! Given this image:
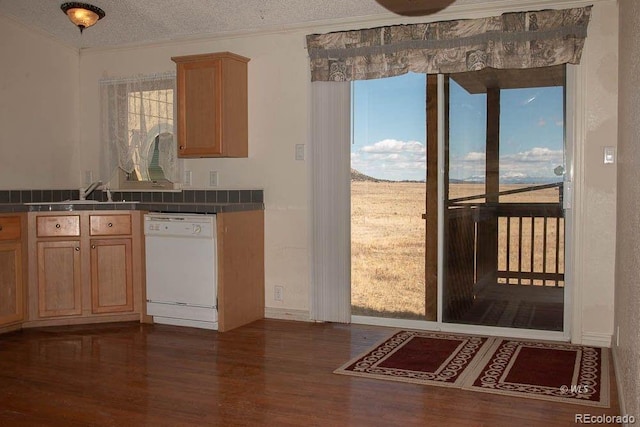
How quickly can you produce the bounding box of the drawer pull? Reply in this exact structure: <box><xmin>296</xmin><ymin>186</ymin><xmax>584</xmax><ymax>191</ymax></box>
<box><xmin>75</xmin><ymin>247</ymin><xmax>80</xmax><ymax>251</ymax></box>
<box><xmin>108</xmin><ymin>223</ymin><xmax>113</xmax><ymax>227</ymax></box>
<box><xmin>55</xmin><ymin>224</ymin><xmax>61</xmax><ymax>229</ymax></box>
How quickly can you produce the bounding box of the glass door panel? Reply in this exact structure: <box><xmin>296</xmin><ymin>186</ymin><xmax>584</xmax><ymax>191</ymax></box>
<box><xmin>350</xmin><ymin>73</ymin><xmax>427</xmax><ymax>321</ymax></box>
<box><xmin>442</xmin><ymin>67</ymin><xmax>566</xmax><ymax>332</ymax></box>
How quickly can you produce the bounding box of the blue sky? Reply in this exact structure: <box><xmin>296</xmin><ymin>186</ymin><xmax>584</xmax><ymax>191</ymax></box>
<box><xmin>351</xmin><ymin>73</ymin><xmax>565</xmax><ymax>182</ymax></box>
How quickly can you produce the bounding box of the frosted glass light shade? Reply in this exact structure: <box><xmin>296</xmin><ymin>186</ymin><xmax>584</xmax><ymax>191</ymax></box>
<box><xmin>61</xmin><ymin>2</ymin><xmax>105</xmax><ymax>33</ymax></box>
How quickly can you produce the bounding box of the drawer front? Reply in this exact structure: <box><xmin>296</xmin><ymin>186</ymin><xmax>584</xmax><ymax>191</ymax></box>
<box><xmin>36</xmin><ymin>215</ymin><xmax>80</xmax><ymax>237</ymax></box>
<box><xmin>90</xmin><ymin>214</ymin><xmax>132</xmax><ymax>236</ymax></box>
<box><xmin>0</xmin><ymin>216</ymin><xmax>21</xmax><ymax>241</ymax></box>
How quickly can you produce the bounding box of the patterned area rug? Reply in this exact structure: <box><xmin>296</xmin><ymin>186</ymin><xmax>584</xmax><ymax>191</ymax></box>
<box><xmin>334</xmin><ymin>330</ymin><xmax>492</xmax><ymax>387</ymax></box>
<box><xmin>464</xmin><ymin>338</ymin><xmax>609</xmax><ymax>407</ymax></box>
<box><xmin>335</xmin><ymin>331</ymin><xmax>609</xmax><ymax>407</ymax></box>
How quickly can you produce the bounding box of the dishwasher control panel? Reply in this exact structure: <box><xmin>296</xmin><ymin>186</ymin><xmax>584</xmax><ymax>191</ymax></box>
<box><xmin>144</xmin><ymin>214</ymin><xmax>216</xmax><ymax>238</ymax></box>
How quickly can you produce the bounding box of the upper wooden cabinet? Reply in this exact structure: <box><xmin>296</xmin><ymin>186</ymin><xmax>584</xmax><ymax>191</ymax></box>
<box><xmin>172</xmin><ymin>52</ymin><xmax>250</xmax><ymax>158</ymax></box>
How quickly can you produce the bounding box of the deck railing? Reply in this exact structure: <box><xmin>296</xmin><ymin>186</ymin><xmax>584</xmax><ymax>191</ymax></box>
<box><xmin>495</xmin><ymin>203</ymin><xmax>564</xmax><ymax>287</ymax></box>
<box><xmin>448</xmin><ymin>183</ymin><xmax>565</xmax><ymax>288</ymax></box>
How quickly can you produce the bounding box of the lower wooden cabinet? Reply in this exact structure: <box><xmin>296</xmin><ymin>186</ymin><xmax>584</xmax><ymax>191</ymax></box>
<box><xmin>26</xmin><ymin>211</ymin><xmax>144</xmax><ymax>327</ymax></box>
<box><xmin>36</xmin><ymin>240</ymin><xmax>82</xmax><ymax>317</ymax></box>
<box><xmin>90</xmin><ymin>238</ymin><xmax>133</xmax><ymax>314</ymax></box>
<box><xmin>0</xmin><ymin>214</ymin><xmax>26</xmax><ymax>329</ymax></box>
<box><xmin>0</xmin><ymin>241</ymin><xmax>24</xmax><ymax>325</ymax></box>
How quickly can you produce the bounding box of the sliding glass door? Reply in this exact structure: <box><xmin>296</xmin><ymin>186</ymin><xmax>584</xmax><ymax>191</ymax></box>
<box><xmin>442</xmin><ymin>67</ymin><xmax>567</xmax><ymax>332</ymax></box>
<box><xmin>350</xmin><ymin>67</ymin><xmax>570</xmax><ymax>335</ymax></box>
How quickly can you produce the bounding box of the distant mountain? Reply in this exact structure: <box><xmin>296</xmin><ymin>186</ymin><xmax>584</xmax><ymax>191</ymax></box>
<box><xmin>351</xmin><ymin>169</ymin><xmax>386</xmax><ymax>182</ymax></box>
<box><xmin>351</xmin><ymin>168</ymin><xmax>560</xmax><ymax>185</ymax></box>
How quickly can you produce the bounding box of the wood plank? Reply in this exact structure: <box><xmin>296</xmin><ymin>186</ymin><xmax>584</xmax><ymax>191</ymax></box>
<box><xmin>217</xmin><ymin>210</ymin><xmax>264</xmax><ymax>332</ymax></box>
<box><xmin>0</xmin><ymin>215</ymin><xmax>21</xmax><ymax>240</ymax></box>
<box><xmin>90</xmin><ymin>239</ymin><xmax>134</xmax><ymax>314</ymax></box>
<box><xmin>0</xmin><ymin>320</ymin><xmax>621</xmax><ymax>426</ymax></box>
<box><xmin>89</xmin><ymin>214</ymin><xmax>132</xmax><ymax>236</ymax></box>
<box><xmin>37</xmin><ymin>240</ymin><xmax>82</xmax><ymax>317</ymax></box>
<box><xmin>0</xmin><ymin>241</ymin><xmax>22</xmax><ymax>324</ymax></box>
<box><xmin>451</xmin><ymin>65</ymin><xmax>565</xmax><ymax>94</ymax></box>
<box><xmin>425</xmin><ymin>74</ymin><xmax>438</xmax><ymax>321</ymax></box>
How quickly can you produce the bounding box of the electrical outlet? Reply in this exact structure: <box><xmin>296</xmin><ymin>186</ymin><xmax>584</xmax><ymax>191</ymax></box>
<box><xmin>209</xmin><ymin>171</ymin><xmax>218</xmax><ymax>187</ymax></box>
<box><xmin>184</xmin><ymin>170</ymin><xmax>192</xmax><ymax>186</ymax></box>
<box><xmin>274</xmin><ymin>285</ymin><xmax>284</xmax><ymax>302</ymax></box>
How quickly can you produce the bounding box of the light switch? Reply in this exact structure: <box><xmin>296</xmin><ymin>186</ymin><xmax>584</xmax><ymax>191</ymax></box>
<box><xmin>84</xmin><ymin>170</ymin><xmax>93</xmax><ymax>186</ymax></box>
<box><xmin>184</xmin><ymin>170</ymin><xmax>192</xmax><ymax>186</ymax></box>
<box><xmin>604</xmin><ymin>146</ymin><xmax>615</xmax><ymax>164</ymax></box>
<box><xmin>209</xmin><ymin>171</ymin><xmax>218</xmax><ymax>187</ymax></box>
<box><xmin>295</xmin><ymin>144</ymin><xmax>305</xmax><ymax>161</ymax></box>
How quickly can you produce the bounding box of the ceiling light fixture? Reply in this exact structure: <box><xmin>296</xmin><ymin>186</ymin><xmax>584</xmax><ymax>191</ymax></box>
<box><xmin>60</xmin><ymin>2</ymin><xmax>105</xmax><ymax>33</ymax></box>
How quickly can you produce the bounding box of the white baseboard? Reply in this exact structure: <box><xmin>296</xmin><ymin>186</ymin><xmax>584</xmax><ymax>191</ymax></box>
<box><xmin>264</xmin><ymin>307</ymin><xmax>310</xmax><ymax>322</ymax></box>
<box><xmin>579</xmin><ymin>332</ymin><xmax>613</xmax><ymax>348</ymax></box>
<box><xmin>611</xmin><ymin>345</ymin><xmax>629</xmax><ymax>425</ymax></box>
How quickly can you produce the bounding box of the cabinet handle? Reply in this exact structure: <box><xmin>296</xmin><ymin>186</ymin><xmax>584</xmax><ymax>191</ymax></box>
<box><xmin>179</xmin><ymin>145</ymin><xmax>184</xmax><ymax>150</ymax></box>
<box><xmin>55</xmin><ymin>223</ymin><xmax>61</xmax><ymax>229</ymax></box>
<box><xmin>91</xmin><ymin>244</ymin><xmax>96</xmax><ymax>249</ymax></box>
<box><xmin>75</xmin><ymin>247</ymin><xmax>80</xmax><ymax>251</ymax></box>
<box><xmin>0</xmin><ymin>225</ymin><xmax>3</xmax><ymax>231</ymax></box>
<box><xmin>108</xmin><ymin>222</ymin><xmax>113</xmax><ymax>227</ymax></box>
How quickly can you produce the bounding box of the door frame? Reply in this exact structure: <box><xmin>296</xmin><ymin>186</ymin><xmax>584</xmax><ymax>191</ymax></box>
<box><xmin>353</xmin><ymin>67</ymin><xmax>580</xmax><ymax>342</ymax></box>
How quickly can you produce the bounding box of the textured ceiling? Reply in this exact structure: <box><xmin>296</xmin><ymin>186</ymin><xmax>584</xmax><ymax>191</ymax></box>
<box><xmin>0</xmin><ymin>0</ymin><xmax>485</xmax><ymax>50</ymax></box>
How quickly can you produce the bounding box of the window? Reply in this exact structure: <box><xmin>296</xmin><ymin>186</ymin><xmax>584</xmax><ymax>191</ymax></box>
<box><xmin>100</xmin><ymin>73</ymin><xmax>179</xmax><ymax>189</ymax></box>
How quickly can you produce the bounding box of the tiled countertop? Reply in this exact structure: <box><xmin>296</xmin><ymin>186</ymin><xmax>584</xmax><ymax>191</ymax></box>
<box><xmin>0</xmin><ymin>189</ymin><xmax>264</xmax><ymax>214</ymax></box>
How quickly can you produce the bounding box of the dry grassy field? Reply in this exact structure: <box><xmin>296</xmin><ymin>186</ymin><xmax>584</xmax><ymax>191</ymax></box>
<box><xmin>351</xmin><ymin>181</ymin><xmax>563</xmax><ymax>319</ymax></box>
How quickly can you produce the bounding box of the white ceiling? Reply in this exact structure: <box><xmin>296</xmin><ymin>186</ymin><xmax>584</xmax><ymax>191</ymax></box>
<box><xmin>0</xmin><ymin>0</ymin><xmax>487</xmax><ymax>50</ymax></box>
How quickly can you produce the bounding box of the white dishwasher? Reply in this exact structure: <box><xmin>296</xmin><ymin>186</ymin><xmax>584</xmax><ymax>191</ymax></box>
<box><xmin>144</xmin><ymin>213</ymin><xmax>218</xmax><ymax>330</ymax></box>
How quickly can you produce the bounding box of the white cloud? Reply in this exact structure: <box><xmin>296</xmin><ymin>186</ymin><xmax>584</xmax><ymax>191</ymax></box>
<box><xmin>463</xmin><ymin>151</ymin><xmax>485</xmax><ymax>162</ymax></box>
<box><xmin>503</xmin><ymin>147</ymin><xmax>562</xmax><ymax>163</ymax></box>
<box><xmin>361</xmin><ymin>139</ymin><xmax>425</xmax><ymax>154</ymax></box>
<box><xmin>354</xmin><ymin>142</ymin><xmax>563</xmax><ymax>182</ymax></box>
<box><xmin>449</xmin><ymin>147</ymin><xmax>563</xmax><ymax>181</ymax></box>
<box><xmin>353</xmin><ymin>139</ymin><xmax>426</xmax><ymax>181</ymax></box>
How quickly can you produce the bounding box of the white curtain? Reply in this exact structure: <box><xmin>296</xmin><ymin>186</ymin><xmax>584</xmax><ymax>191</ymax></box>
<box><xmin>310</xmin><ymin>81</ymin><xmax>351</xmax><ymax>323</ymax></box>
<box><xmin>100</xmin><ymin>73</ymin><xmax>178</xmax><ymax>184</ymax></box>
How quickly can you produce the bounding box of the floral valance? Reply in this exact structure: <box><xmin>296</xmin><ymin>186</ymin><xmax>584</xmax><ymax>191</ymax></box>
<box><xmin>306</xmin><ymin>6</ymin><xmax>591</xmax><ymax>82</ymax></box>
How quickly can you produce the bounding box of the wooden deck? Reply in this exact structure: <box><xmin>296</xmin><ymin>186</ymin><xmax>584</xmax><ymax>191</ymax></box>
<box><xmin>444</xmin><ymin>192</ymin><xmax>566</xmax><ymax>329</ymax></box>
<box><xmin>0</xmin><ymin>319</ymin><xmax>620</xmax><ymax>426</ymax></box>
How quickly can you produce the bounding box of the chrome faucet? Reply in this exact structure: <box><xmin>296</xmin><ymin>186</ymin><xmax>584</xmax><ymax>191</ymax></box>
<box><xmin>79</xmin><ymin>181</ymin><xmax>102</xmax><ymax>200</ymax></box>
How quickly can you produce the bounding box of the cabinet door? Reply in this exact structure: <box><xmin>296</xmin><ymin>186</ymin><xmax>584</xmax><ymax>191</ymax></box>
<box><xmin>37</xmin><ymin>240</ymin><xmax>82</xmax><ymax>317</ymax></box>
<box><xmin>0</xmin><ymin>242</ymin><xmax>24</xmax><ymax>325</ymax></box>
<box><xmin>90</xmin><ymin>238</ymin><xmax>133</xmax><ymax>314</ymax></box>
<box><xmin>174</xmin><ymin>52</ymin><xmax>249</xmax><ymax>158</ymax></box>
<box><xmin>177</xmin><ymin>59</ymin><xmax>223</xmax><ymax>157</ymax></box>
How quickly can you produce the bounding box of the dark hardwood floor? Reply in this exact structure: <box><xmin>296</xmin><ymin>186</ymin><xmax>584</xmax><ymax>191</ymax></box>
<box><xmin>0</xmin><ymin>320</ymin><xmax>620</xmax><ymax>426</ymax></box>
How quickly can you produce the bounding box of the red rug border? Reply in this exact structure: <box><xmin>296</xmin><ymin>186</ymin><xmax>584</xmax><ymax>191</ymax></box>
<box><xmin>462</xmin><ymin>337</ymin><xmax>610</xmax><ymax>408</ymax></box>
<box><xmin>334</xmin><ymin>330</ymin><xmax>494</xmax><ymax>388</ymax></box>
<box><xmin>334</xmin><ymin>331</ymin><xmax>610</xmax><ymax>408</ymax></box>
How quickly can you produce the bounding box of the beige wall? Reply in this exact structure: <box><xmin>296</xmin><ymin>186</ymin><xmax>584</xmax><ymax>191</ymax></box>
<box><xmin>78</xmin><ymin>32</ymin><xmax>312</xmax><ymax>312</ymax></box>
<box><xmin>1</xmin><ymin>1</ymin><xmax>621</xmax><ymax>343</ymax></box>
<box><xmin>574</xmin><ymin>1</ymin><xmax>618</xmax><ymax>345</ymax></box>
<box><xmin>615</xmin><ymin>0</ymin><xmax>640</xmax><ymax>417</ymax></box>
<box><xmin>0</xmin><ymin>16</ymin><xmax>80</xmax><ymax>189</ymax></box>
